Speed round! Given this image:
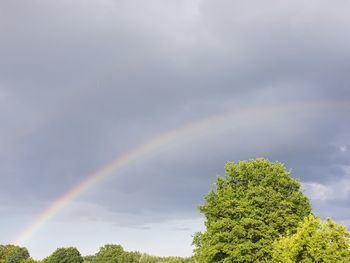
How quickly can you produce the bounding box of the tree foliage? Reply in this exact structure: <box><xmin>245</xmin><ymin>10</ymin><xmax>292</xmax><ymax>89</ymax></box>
<box><xmin>271</xmin><ymin>215</ymin><xmax>350</xmax><ymax>262</ymax></box>
<box><xmin>21</xmin><ymin>258</ymin><xmax>42</xmax><ymax>263</ymax></box>
<box><xmin>138</xmin><ymin>254</ymin><xmax>194</xmax><ymax>263</ymax></box>
<box><xmin>193</xmin><ymin>158</ymin><xmax>312</xmax><ymax>262</ymax></box>
<box><xmin>0</xmin><ymin>244</ymin><xmax>30</xmax><ymax>263</ymax></box>
<box><xmin>91</xmin><ymin>244</ymin><xmax>129</xmax><ymax>263</ymax></box>
<box><xmin>0</xmin><ymin>244</ymin><xmax>192</xmax><ymax>263</ymax></box>
<box><xmin>89</xmin><ymin>245</ymin><xmax>193</xmax><ymax>263</ymax></box>
<box><xmin>43</xmin><ymin>247</ymin><xmax>83</xmax><ymax>263</ymax></box>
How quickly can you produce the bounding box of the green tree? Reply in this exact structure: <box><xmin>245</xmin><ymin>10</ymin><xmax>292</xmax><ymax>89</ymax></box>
<box><xmin>117</xmin><ymin>251</ymin><xmax>141</xmax><ymax>263</ymax></box>
<box><xmin>193</xmin><ymin>158</ymin><xmax>311</xmax><ymax>262</ymax></box>
<box><xmin>92</xmin><ymin>244</ymin><xmax>126</xmax><ymax>263</ymax></box>
<box><xmin>82</xmin><ymin>255</ymin><xmax>95</xmax><ymax>263</ymax></box>
<box><xmin>161</xmin><ymin>256</ymin><xmax>195</xmax><ymax>263</ymax></box>
<box><xmin>43</xmin><ymin>247</ymin><xmax>83</xmax><ymax>263</ymax></box>
<box><xmin>21</xmin><ymin>258</ymin><xmax>42</xmax><ymax>263</ymax></box>
<box><xmin>0</xmin><ymin>244</ymin><xmax>30</xmax><ymax>263</ymax></box>
<box><xmin>138</xmin><ymin>254</ymin><xmax>159</xmax><ymax>263</ymax></box>
<box><xmin>271</xmin><ymin>215</ymin><xmax>350</xmax><ymax>262</ymax></box>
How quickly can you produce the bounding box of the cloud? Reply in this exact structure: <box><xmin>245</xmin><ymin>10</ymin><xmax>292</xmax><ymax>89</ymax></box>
<box><xmin>1</xmin><ymin>0</ymin><xmax>350</xmax><ymax>258</ymax></box>
<box><xmin>302</xmin><ymin>182</ymin><xmax>333</xmax><ymax>201</ymax></box>
<box><xmin>303</xmin><ymin>165</ymin><xmax>350</xmax><ymax>201</ymax></box>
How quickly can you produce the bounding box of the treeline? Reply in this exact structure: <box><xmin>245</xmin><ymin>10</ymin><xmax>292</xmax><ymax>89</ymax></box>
<box><xmin>0</xmin><ymin>244</ymin><xmax>194</xmax><ymax>263</ymax></box>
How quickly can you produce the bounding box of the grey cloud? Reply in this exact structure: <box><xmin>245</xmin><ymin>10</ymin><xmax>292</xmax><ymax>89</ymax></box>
<box><xmin>1</xmin><ymin>0</ymin><xmax>350</xmax><ymax>255</ymax></box>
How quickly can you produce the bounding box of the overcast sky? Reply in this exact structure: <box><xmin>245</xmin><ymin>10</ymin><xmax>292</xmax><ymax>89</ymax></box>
<box><xmin>1</xmin><ymin>0</ymin><xmax>350</xmax><ymax>259</ymax></box>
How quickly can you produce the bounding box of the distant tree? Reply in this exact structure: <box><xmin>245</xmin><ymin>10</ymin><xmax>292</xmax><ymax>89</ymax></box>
<box><xmin>137</xmin><ymin>254</ymin><xmax>194</xmax><ymax>263</ymax></box>
<box><xmin>161</xmin><ymin>256</ymin><xmax>195</xmax><ymax>263</ymax></box>
<box><xmin>43</xmin><ymin>247</ymin><xmax>83</xmax><ymax>263</ymax></box>
<box><xmin>21</xmin><ymin>258</ymin><xmax>42</xmax><ymax>263</ymax></box>
<box><xmin>138</xmin><ymin>254</ymin><xmax>159</xmax><ymax>263</ymax></box>
<box><xmin>193</xmin><ymin>158</ymin><xmax>312</xmax><ymax>262</ymax></box>
<box><xmin>92</xmin><ymin>244</ymin><xmax>125</xmax><ymax>263</ymax></box>
<box><xmin>271</xmin><ymin>215</ymin><xmax>350</xmax><ymax>262</ymax></box>
<box><xmin>0</xmin><ymin>244</ymin><xmax>30</xmax><ymax>263</ymax></box>
<box><xmin>82</xmin><ymin>255</ymin><xmax>95</xmax><ymax>263</ymax></box>
<box><xmin>117</xmin><ymin>251</ymin><xmax>141</xmax><ymax>263</ymax></box>
<box><xmin>92</xmin><ymin>247</ymin><xmax>194</xmax><ymax>263</ymax></box>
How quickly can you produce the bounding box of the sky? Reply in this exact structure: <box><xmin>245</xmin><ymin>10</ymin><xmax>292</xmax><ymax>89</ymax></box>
<box><xmin>0</xmin><ymin>0</ymin><xmax>350</xmax><ymax>259</ymax></box>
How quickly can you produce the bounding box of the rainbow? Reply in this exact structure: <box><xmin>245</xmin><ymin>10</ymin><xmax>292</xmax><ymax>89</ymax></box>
<box><xmin>13</xmin><ymin>100</ymin><xmax>347</xmax><ymax>245</ymax></box>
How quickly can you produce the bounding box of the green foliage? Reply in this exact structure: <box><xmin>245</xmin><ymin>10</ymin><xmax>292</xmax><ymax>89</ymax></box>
<box><xmin>138</xmin><ymin>254</ymin><xmax>194</xmax><ymax>263</ymax></box>
<box><xmin>0</xmin><ymin>244</ymin><xmax>30</xmax><ymax>263</ymax></box>
<box><xmin>193</xmin><ymin>158</ymin><xmax>311</xmax><ymax>262</ymax></box>
<box><xmin>138</xmin><ymin>254</ymin><xmax>159</xmax><ymax>263</ymax></box>
<box><xmin>91</xmin><ymin>244</ymin><xmax>129</xmax><ymax>263</ymax></box>
<box><xmin>159</xmin><ymin>256</ymin><xmax>195</xmax><ymax>263</ymax></box>
<box><xmin>21</xmin><ymin>258</ymin><xmax>42</xmax><ymax>263</ymax></box>
<box><xmin>43</xmin><ymin>247</ymin><xmax>83</xmax><ymax>263</ymax></box>
<box><xmin>91</xmin><ymin>244</ymin><xmax>150</xmax><ymax>263</ymax></box>
<box><xmin>118</xmin><ymin>251</ymin><xmax>142</xmax><ymax>263</ymax></box>
<box><xmin>82</xmin><ymin>255</ymin><xmax>94</xmax><ymax>263</ymax></box>
<box><xmin>88</xmin><ymin>245</ymin><xmax>193</xmax><ymax>263</ymax></box>
<box><xmin>271</xmin><ymin>215</ymin><xmax>350</xmax><ymax>262</ymax></box>
<box><xmin>0</xmin><ymin>243</ymin><xmax>194</xmax><ymax>263</ymax></box>
<box><xmin>90</xmin><ymin>245</ymin><xmax>194</xmax><ymax>263</ymax></box>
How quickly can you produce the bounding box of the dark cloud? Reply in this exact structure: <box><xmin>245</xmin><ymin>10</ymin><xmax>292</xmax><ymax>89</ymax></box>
<box><xmin>1</xmin><ymin>0</ymin><xmax>350</xmax><ymax>257</ymax></box>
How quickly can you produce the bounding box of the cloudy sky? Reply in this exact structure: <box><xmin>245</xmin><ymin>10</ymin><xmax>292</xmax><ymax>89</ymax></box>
<box><xmin>1</xmin><ymin>0</ymin><xmax>350</xmax><ymax>259</ymax></box>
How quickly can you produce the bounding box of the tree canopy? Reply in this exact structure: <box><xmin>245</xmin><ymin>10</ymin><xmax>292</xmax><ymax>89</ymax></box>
<box><xmin>43</xmin><ymin>247</ymin><xmax>83</xmax><ymax>263</ymax></box>
<box><xmin>0</xmin><ymin>245</ymin><xmax>30</xmax><ymax>263</ymax></box>
<box><xmin>271</xmin><ymin>215</ymin><xmax>350</xmax><ymax>262</ymax></box>
<box><xmin>85</xmin><ymin>244</ymin><xmax>193</xmax><ymax>263</ymax></box>
<box><xmin>90</xmin><ymin>244</ymin><xmax>142</xmax><ymax>263</ymax></box>
<box><xmin>92</xmin><ymin>244</ymin><xmax>124</xmax><ymax>263</ymax></box>
<box><xmin>21</xmin><ymin>258</ymin><xmax>42</xmax><ymax>263</ymax></box>
<box><xmin>0</xmin><ymin>244</ymin><xmax>193</xmax><ymax>263</ymax></box>
<box><xmin>193</xmin><ymin>158</ymin><xmax>312</xmax><ymax>262</ymax></box>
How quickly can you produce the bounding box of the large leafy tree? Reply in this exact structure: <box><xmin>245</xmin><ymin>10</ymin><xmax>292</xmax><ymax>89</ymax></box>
<box><xmin>0</xmin><ymin>244</ymin><xmax>30</xmax><ymax>263</ymax></box>
<box><xmin>43</xmin><ymin>247</ymin><xmax>83</xmax><ymax>263</ymax></box>
<box><xmin>193</xmin><ymin>158</ymin><xmax>311</xmax><ymax>262</ymax></box>
<box><xmin>271</xmin><ymin>215</ymin><xmax>350</xmax><ymax>262</ymax></box>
